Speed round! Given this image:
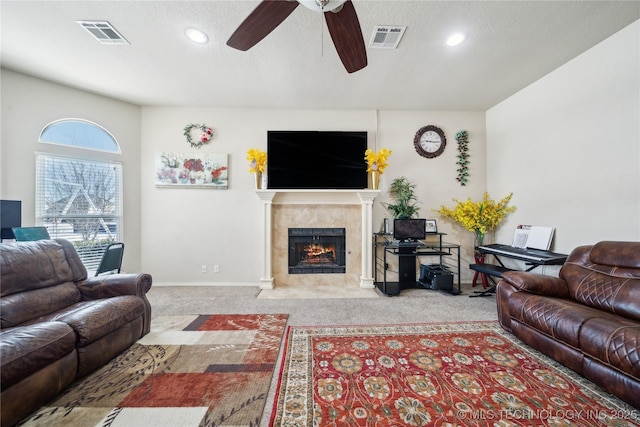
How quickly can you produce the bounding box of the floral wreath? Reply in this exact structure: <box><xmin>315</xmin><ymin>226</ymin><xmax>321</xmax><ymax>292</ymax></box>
<box><xmin>183</xmin><ymin>123</ymin><xmax>213</xmax><ymax>148</ymax></box>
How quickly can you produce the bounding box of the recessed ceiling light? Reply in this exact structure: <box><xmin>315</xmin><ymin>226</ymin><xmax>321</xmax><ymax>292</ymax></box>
<box><xmin>185</xmin><ymin>28</ymin><xmax>209</xmax><ymax>44</ymax></box>
<box><xmin>446</xmin><ymin>33</ymin><xmax>466</xmax><ymax>47</ymax></box>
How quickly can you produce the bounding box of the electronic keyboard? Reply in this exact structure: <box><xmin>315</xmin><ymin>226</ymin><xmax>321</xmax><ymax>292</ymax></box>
<box><xmin>478</xmin><ymin>244</ymin><xmax>567</xmax><ymax>264</ymax></box>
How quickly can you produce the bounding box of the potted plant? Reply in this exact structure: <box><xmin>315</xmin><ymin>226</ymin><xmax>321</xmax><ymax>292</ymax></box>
<box><xmin>384</xmin><ymin>176</ymin><xmax>421</xmax><ymax>218</ymax></box>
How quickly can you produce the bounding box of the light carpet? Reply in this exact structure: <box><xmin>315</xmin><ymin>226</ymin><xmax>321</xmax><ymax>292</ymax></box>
<box><xmin>271</xmin><ymin>321</ymin><xmax>639</xmax><ymax>426</ymax></box>
<box><xmin>20</xmin><ymin>314</ymin><xmax>288</xmax><ymax>427</ymax></box>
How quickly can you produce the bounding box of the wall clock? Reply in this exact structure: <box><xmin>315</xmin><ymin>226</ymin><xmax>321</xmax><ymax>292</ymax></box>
<box><xmin>414</xmin><ymin>125</ymin><xmax>446</xmax><ymax>158</ymax></box>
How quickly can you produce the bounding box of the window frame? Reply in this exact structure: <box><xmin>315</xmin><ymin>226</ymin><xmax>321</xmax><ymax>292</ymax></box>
<box><xmin>36</xmin><ymin>118</ymin><xmax>124</xmax><ymax>272</ymax></box>
<box><xmin>39</xmin><ymin>118</ymin><xmax>121</xmax><ymax>154</ymax></box>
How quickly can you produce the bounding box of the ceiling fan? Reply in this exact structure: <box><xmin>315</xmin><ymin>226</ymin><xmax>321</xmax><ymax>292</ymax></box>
<box><xmin>227</xmin><ymin>0</ymin><xmax>367</xmax><ymax>73</ymax></box>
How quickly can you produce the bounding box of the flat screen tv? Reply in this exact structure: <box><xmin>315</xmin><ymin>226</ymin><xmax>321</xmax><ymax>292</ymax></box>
<box><xmin>267</xmin><ymin>131</ymin><xmax>367</xmax><ymax>189</ymax></box>
<box><xmin>1</xmin><ymin>200</ymin><xmax>22</xmax><ymax>240</ymax></box>
<box><xmin>393</xmin><ymin>218</ymin><xmax>426</xmax><ymax>242</ymax></box>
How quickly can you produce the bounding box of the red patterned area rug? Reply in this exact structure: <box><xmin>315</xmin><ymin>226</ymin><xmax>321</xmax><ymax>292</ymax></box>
<box><xmin>20</xmin><ymin>314</ymin><xmax>288</xmax><ymax>427</ymax></box>
<box><xmin>270</xmin><ymin>321</ymin><xmax>639</xmax><ymax>426</ymax></box>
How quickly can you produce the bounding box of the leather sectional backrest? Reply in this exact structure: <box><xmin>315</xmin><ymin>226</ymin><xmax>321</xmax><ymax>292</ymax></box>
<box><xmin>591</xmin><ymin>241</ymin><xmax>640</xmax><ymax>269</ymax></box>
<box><xmin>0</xmin><ymin>239</ymin><xmax>88</xmax><ymax>328</ymax></box>
<box><xmin>560</xmin><ymin>242</ymin><xmax>640</xmax><ymax>322</ymax></box>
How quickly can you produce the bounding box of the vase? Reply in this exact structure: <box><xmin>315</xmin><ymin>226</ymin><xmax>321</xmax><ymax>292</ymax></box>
<box><xmin>370</xmin><ymin>171</ymin><xmax>380</xmax><ymax>190</ymax></box>
<box><xmin>254</xmin><ymin>171</ymin><xmax>262</xmax><ymax>189</ymax></box>
<box><xmin>474</xmin><ymin>231</ymin><xmax>485</xmax><ymax>248</ymax></box>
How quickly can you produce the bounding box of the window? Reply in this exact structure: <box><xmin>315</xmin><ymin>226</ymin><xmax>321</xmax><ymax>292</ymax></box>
<box><xmin>37</xmin><ymin>119</ymin><xmax>123</xmax><ymax>271</ymax></box>
<box><xmin>40</xmin><ymin>119</ymin><xmax>121</xmax><ymax>153</ymax></box>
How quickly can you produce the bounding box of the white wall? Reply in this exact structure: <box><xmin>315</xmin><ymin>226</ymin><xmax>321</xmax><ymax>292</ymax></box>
<box><xmin>0</xmin><ymin>69</ymin><xmax>143</xmax><ymax>272</ymax></box>
<box><xmin>9</xmin><ymin>19</ymin><xmax>636</xmax><ymax>285</ymax></box>
<box><xmin>486</xmin><ymin>20</ymin><xmax>640</xmax><ymax>253</ymax></box>
<box><xmin>140</xmin><ymin>108</ymin><xmax>486</xmax><ymax>284</ymax></box>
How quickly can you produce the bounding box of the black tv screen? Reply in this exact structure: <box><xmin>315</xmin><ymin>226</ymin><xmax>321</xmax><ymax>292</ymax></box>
<box><xmin>1</xmin><ymin>200</ymin><xmax>22</xmax><ymax>240</ymax></box>
<box><xmin>394</xmin><ymin>219</ymin><xmax>426</xmax><ymax>241</ymax></box>
<box><xmin>267</xmin><ymin>131</ymin><xmax>367</xmax><ymax>189</ymax></box>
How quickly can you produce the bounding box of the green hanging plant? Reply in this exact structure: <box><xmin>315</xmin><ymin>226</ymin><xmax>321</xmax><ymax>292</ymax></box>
<box><xmin>455</xmin><ymin>130</ymin><xmax>470</xmax><ymax>186</ymax></box>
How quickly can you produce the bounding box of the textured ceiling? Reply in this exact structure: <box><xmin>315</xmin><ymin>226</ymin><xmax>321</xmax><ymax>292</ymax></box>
<box><xmin>1</xmin><ymin>1</ymin><xmax>638</xmax><ymax>110</ymax></box>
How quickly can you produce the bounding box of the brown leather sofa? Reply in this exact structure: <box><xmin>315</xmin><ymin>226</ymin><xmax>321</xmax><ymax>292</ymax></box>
<box><xmin>0</xmin><ymin>239</ymin><xmax>152</xmax><ymax>426</ymax></box>
<box><xmin>496</xmin><ymin>241</ymin><xmax>640</xmax><ymax>409</ymax></box>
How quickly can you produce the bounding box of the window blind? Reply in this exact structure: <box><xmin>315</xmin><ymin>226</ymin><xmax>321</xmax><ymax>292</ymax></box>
<box><xmin>35</xmin><ymin>154</ymin><xmax>123</xmax><ymax>271</ymax></box>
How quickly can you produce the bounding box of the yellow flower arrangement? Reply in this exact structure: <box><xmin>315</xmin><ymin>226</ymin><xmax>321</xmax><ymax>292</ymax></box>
<box><xmin>246</xmin><ymin>148</ymin><xmax>267</xmax><ymax>173</ymax></box>
<box><xmin>435</xmin><ymin>192</ymin><xmax>516</xmax><ymax>244</ymax></box>
<box><xmin>364</xmin><ymin>148</ymin><xmax>392</xmax><ymax>173</ymax></box>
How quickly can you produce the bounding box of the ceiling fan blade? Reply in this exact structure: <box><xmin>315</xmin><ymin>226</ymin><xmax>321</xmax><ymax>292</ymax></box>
<box><xmin>227</xmin><ymin>0</ymin><xmax>300</xmax><ymax>51</ymax></box>
<box><xmin>324</xmin><ymin>0</ymin><xmax>367</xmax><ymax>73</ymax></box>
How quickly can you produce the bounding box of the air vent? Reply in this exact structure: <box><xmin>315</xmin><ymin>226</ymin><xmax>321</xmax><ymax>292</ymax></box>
<box><xmin>369</xmin><ymin>26</ymin><xmax>406</xmax><ymax>49</ymax></box>
<box><xmin>77</xmin><ymin>21</ymin><xmax>129</xmax><ymax>45</ymax></box>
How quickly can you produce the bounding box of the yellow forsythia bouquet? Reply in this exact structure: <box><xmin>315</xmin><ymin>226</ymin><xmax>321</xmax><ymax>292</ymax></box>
<box><xmin>364</xmin><ymin>148</ymin><xmax>392</xmax><ymax>173</ymax></box>
<box><xmin>246</xmin><ymin>148</ymin><xmax>267</xmax><ymax>173</ymax></box>
<box><xmin>436</xmin><ymin>192</ymin><xmax>516</xmax><ymax>242</ymax></box>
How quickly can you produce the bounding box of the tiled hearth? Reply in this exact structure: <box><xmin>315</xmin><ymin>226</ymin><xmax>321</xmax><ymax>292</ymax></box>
<box><xmin>255</xmin><ymin>190</ymin><xmax>380</xmax><ymax>289</ymax></box>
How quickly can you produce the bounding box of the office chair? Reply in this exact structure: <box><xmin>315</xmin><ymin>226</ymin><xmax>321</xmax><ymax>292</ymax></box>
<box><xmin>12</xmin><ymin>226</ymin><xmax>51</xmax><ymax>241</ymax></box>
<box><xmin>95</xmin><ymin>242</ymin><xmax>125</xmax><ymax>276</ymax></box>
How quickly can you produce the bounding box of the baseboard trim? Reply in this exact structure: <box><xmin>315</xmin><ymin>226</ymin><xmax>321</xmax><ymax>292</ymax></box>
<box><xmin>153</xmin><ymin>282</ymin><xmax>259</xmax><ymax>287</ymax></box>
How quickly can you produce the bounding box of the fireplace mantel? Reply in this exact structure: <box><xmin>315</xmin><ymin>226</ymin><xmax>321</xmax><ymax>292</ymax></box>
<box><xmin>255</xmin><ymin>189</ymin><xmax>380</xmax><ymax>205</ymax></box>
<box><xmin>255</xmin><ymin>189</ymin><xmax>380</xmax><ymax>289</ymax></box>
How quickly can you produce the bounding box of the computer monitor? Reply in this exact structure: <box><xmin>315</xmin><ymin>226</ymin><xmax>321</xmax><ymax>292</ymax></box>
<box><xmin>1</xmin><ymin>200</ymin><xmax>21</xmax><ymax>240</ymax></box>
<box><xmin>393</xmin><ymin>218</ymin><xmax>426</xmax><ymax>242</ymax></box>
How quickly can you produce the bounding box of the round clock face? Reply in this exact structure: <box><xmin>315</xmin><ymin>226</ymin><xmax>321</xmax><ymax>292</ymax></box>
<box><xmin>420</xmin><ymin>130</ymin><xmax>442</xmax><ymax>152</ymax></box>
<box><xmin>414</xmin><ymin>125</ymin><xmax>446</xmax><ymax>158</ymax></box>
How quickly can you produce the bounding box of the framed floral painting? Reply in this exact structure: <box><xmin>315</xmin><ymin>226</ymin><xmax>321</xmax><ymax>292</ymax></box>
<box><xmin>155</xmin><ymin>152</ymin><xmax>228</xmax><ymax>189</ymax></box>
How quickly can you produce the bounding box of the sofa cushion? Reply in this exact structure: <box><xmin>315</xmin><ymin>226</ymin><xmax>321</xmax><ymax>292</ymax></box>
<box><xmin>579</xmin><ymin>317</ymin><xmax>640</xmax><ymax>380</ymax></box>
<box><xmin>507</xmin><ymin>292</ymin><xmax>613</xmax><ymax>349</ymax></box>
<box><xmin>0</xmin><ymin>282</ymin><xmax>81</xmax><ymax>328</ymax></box>
<box><xmin>0</xmin><ymin>321</ymin><xmax>77</xmax><ymax>390</ymax></box>
<box><xmin>0</xmin><ymin>240</ymin><xmax>86</xmax><ymax>298</ymax></box>
<box><xmin>31</xmin><ymin>296</ymin><xmax>145</xmax><ymax>346</ymax></box>
<box><xmin>559</xmin><ymin>243</ymin><xmax>640</xmax><ymax>322</ymax></box>
<box><xmin>562</xmin><ymin>264</ymin><xmax>640</xmax><ymax>322</ymax></box>
<box><xmin>591</xmin><ymin>241</ymin><xmax>640</xmax><ymax>269</ymax></box>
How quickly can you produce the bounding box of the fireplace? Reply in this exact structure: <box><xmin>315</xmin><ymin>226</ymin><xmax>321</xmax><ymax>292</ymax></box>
<box><xmin>255</xmin><ymin>190</ymin><xmax>379</xmax><ymax>289</ymax></box>
<box><xmin>289</xmin><ymin>228</ymin><xmax>346</xmax><ymax>274</ymax></box>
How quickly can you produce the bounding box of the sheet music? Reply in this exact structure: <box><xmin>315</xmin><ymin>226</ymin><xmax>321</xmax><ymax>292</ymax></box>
<box><xmin>512</xmin><ymin>225</ymin><xmax>531</xmax><ymax>248</ymax></box>
<box><xmin>526</xmin><ymin>226</ymin><xmax>555</xmax><ymax>250</ymax></box>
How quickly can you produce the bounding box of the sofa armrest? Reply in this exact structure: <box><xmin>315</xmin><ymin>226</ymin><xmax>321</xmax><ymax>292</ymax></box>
<box><xmin>501</xmin><ymin>271</ymin><xmax>570</xmax><ymax>298</ymax></box>
<box><xmin>77</xmin><ymin>273</ymin><xmax>152</xmax><ymax>301</ymax></box>
<box><xmin>77</xmin><ymin>273</ymin><xmax>153</xmax><ymax>336</ymax></box>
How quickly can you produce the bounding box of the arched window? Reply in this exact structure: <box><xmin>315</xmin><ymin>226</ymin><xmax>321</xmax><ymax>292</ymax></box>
<box><xmin>36</xmin><ymin>119</ymin><xmax>123</xmax><ymax>272</ymax></box>
<box><xmin>40</xmin><ymin>118</ymin><xmax>121</xmax><ymax>153</ymax></box>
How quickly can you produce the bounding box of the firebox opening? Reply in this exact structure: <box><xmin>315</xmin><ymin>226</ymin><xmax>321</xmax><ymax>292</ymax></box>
<box><xmin>289</xmin><ymin>228</ymin><xmax>346</xmax><ymax>274</ymax></box>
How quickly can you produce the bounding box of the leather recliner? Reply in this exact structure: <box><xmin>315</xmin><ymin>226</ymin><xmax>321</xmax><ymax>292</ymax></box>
<box><xmin>0</xmin><ymin>239</ymin><xmax>153</xmax><ymax>426</ymax></box>
<box><xmin>496</xmin><ymin>241</ymin><xmax>640</xmax><ymax>409</ymax></box>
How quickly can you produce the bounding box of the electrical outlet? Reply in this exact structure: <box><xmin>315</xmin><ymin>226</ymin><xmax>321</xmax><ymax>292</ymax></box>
<box><xmin>201</xmin><ymin>265</ymin><xmax>207</xmax><ymax>273</ymax></box>
<box><xmin>213</xmin><ymin>265</ymin><xmax>220</xmax><ymax>273</ymax></box>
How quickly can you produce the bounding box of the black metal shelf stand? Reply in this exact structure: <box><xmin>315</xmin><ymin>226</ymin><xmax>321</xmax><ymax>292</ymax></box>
<box><xmin>373</xmin><ymin>232</ymin><xmax>461</xmax><ymax>296</ymax></box>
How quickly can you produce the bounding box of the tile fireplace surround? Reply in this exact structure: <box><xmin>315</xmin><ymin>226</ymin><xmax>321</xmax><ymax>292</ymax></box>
<box><xmin>255</xmin><ymin>190</ymin><xmax>380</xmax><ymax>289</ymax></box>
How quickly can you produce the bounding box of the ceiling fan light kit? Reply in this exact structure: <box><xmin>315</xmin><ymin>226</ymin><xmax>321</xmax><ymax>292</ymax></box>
<box><xmin>227</xmin><ymin>0</ymin><xmax>367</xmax><ymax>73</ymax></box>
<box><xmin>298</xmin><ymin>0</ymin><xmax>346</xmax><ymax>12</ymax></box>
